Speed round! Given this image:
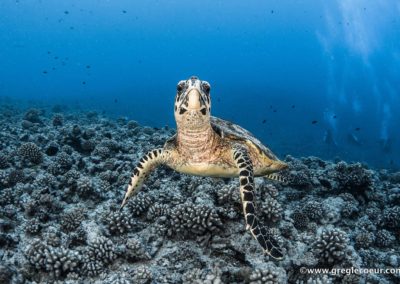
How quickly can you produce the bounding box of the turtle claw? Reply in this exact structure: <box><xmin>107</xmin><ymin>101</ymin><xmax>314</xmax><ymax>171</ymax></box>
<box><xmin>120</xmin><ymin>196</ymin><xmax>129</xmax><ymax>210</ymax></box>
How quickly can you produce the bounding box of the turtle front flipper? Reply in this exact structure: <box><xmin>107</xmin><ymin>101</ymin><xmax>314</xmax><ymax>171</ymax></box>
<box><xmin>232</xmin><ymin>146</ymin><xmax>283</xmax><ymax>260</ymax></box>
<box><xmin>121</xmin><ymin>148</ymin><xmax>165</xmax><ymax>209</ymax></box>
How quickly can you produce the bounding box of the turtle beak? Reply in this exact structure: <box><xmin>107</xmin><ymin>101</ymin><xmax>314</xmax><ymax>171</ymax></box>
<box><xmin>187</xmin><ymin>88</ymin><xmax>202</xmax><ymax>110</ymax></box>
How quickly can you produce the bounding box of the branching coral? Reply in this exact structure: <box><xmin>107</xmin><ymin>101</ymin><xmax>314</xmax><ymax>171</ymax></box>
<box><xmin>375</xmin><ymin>229</ymin><xmax>395</xmax><ymax>248</ymax></box>
<box><xmin>248</xmin><ymin>267</ymin><xmax>280</xmax><ymax>284</ymax></box>
<box><xmin>56</xmin><ymin>152</ymin><xmax>74</xmax><ymax>171</ymax></box>
<box><xmin>261</xmin><ymin>197</ymin><xmax>282</xmax><ymax>223</ymax></box>
<box><xmin>60</xmin><ymin>208</ymin><xmax>87</xmax><ymax>232</ymax></box>
<box><xmin>23</xmin><ymin>108</ymin><xmax>42</xmax><ymax>123</ymax></box>
<box><xmin>291</xmin><ymin>211</ymin><xmax>309</xmax><ymax>230</ymax></box>
<box><xmin>313</xmin><ymin>228</ymin><xmax>349</xmax><ymax>264</ymax></box>
<box><xmin>76</xmin><ymin>177</ymin><xmax>95</xmax><ymax>197</ymax></box>
<box><xmin>334</xmin><ymin>162</ymin><xmax>372</xmax><ymax>192</ymax></box>
<box><xmin>303</xmin><ymin>201</ymin><xmax>324</xmax><ymax>221</ymax></box>
<box><xmin>146</xmin><ymin>202</ymin><xmax>171</xmax><ymax>221</ymax></box>
<box><xmin>169</xmin><ymin>203</ymin><xmax>223</xmax><ymax>237</ymax></box>
<box><xmin>382</xmin><ymin>206</ymin><xmax>400</xmax><ymax>229</ymax></box>
<box><xmin>355</xmin><ymin>230</ymin><xmax>375</xmax><ymax>249</ymax></box>
<box><xmin>102</xmin><ymin>209</ymin><xmax>133</xmax><ymax>235</ymax></box>
<box><xmin>0</xmin><ymin>154</ymin><xmax>9</xmax><ymax>169</ymax></box>
<box><xmin>52</xmin><ymin>114</ymin><xmax>64</xmax><ymax>126</ymax></box>
<box><xmin>25</xmin><ymin>240</ymin><xmax>81</xmax><ymax>278</ymax></box>
<box><xmin>127</xmin><ymin>192</ymin><xmax>153</xmax><ymax>216</ymax></box>
<box><xmin>81</xmin><ymin>236</ymin><xmax>118</xmax><ymax>276</ymax></box>
<box><xmin>19</xmin><ymin>142</ymin><xmax>43</xmax><ymax>164</ymax></box>
<box><xmin>132</xmin><ymin>266</ymin><xmax>152</xmax><ymax>284</ymax></box>
<box><xmin>124</xmin><ymin>237</ymin><xmax>151</xmax><ymax>261</ymax></box>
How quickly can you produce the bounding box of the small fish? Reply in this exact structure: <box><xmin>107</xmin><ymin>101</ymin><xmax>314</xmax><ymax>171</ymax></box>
<box><xmin>47</xmin><ymin>51</ymin><xmax>51</xmax><ymax>54</ymax></box>
<box><xmin>355</xmin><ymin>127</ymin><xmax>360</xmax><ymax>131</ymax></box>
<box><xmin>122</xmin><ymin>10</ymin><xmax>127</xmax><ymax>13</ymax></box>
<box><xmin>82</xmin><ymin>81</ymin><xmax>86</xmax><ymax>85</ymax></box>
<box><xmin>291</xmin><ymin>105</ymin><xmax>295</xmax><ymax>109</ymax></box>
<box><xmin>64</xmin><ymin>11</ymin><xmax>69</xmax><ymax>15</ymax></box>
<box><xmin>271</xmin><ymin>10</ymin><xmax>274</xmax><ymax>14</ymax></box>
<box><xmin>262</xmin><ymin>119</ymin><xmax>266</xmax><ymax>124</ymax></box>
<box><xmin>54</xmin><ymin>56</ymin><xmax>58</xmax><ymax>60</ymax></box>
<box><xmin>311</xmin><ymin>120</ymin><xmax>318</xmax><ymax>124</ymax></box>
<box><xmin>273</xmin><ymin>109</ymin><xmax>277</xmax><ymax>113</ymax></box>
<box><xmin>333</xmin><ymin>115</ymin><xmax>337</xmax><ymax>119</ymax></box>
<box><xmin>86</xmin><ymin>65</ymin><xmax>91</xmax><ymax>69</ymax></box>
<box><xmin>114</xmin><ymin>99</ymin><xmax>118</xmax><ymax>103</ymax></box>
<box><xmin>42</xmin><ymin>70</ymin><xmax>48</xmax><ymax>74</ymax></box>
<box><xmin>217</xmin><ymin>98</ymin><xmax>221</xmax><ymax>102</ymax></box>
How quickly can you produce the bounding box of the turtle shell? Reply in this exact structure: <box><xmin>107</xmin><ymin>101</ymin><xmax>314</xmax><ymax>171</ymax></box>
<box><xmin>210</xmin><ymin>116</ymin><xmax>279</xmax><ymax>161</ymax></box>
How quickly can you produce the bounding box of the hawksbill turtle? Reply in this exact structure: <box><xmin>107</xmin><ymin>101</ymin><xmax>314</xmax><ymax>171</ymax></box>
<box><xmin>121</xmin><ymin>76</ymin><xmax>288</xmax><ymax>259</ymax></box>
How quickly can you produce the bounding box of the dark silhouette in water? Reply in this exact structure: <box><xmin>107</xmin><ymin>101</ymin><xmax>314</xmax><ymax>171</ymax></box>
<box><xmin>380</xmin><ymin>137</ymin><xmax>392</xmax><ymax>153</ymax></box>
<box><xmin>323</xmin><ymin>129</ymin><xmax>337</xmax><ymax>145</ymax></box>
<box><xmin>347</xmin><ymin>133</ymin><xmax>362</xmax><ymax>146</ymax></box>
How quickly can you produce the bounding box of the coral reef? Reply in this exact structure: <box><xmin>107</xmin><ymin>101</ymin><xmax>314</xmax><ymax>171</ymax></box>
<box><xmin>19</xmin><ymin>142</ymin><xmax>43</xmax><ymax>164</ymax></box>
<box><xmin>25</xmin><ymin>240</ymin><xmax>81</xmax><ymax>278</ymax></box>
<box><xmin>0</xmin><ymin>105</ymin><xmax>399</xmax><ymax>283</ymax></box>
<box><xmin>168</xmin><ymin>203</ymin><xmax>223</xmax><ymax>237</ymax></box>
<box><xmin>313</xmin><ymin>228</ymin><xmax>350</xmax><ymax>264</ymax></box>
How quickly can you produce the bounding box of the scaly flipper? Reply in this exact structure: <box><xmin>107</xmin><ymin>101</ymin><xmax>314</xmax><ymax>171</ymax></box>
<box><xmin>120</xmin><ymin>148</ymin><xmax>165</xmax><ymax>209</ymax></box>
<box><xmin>232</xmin><ymin>146</ymin><xmax>283</xmax><ymax>260</ymax></box>
<box><xmin>264</xmin><ymin>173</ymin><xmax>287</xmax><ymax>183</ymax></box>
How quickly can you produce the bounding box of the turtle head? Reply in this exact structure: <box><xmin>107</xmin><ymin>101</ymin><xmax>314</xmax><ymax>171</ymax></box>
<box><xmin>174</xmin><ymin>76</ymin><xmax>211</xmax><ymax>128</ymax></box>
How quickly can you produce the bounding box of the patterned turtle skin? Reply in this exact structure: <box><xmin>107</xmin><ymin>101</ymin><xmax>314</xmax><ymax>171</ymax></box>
<box><xmin>121</xmin><ymin>76</ymin><xmax>288</xmax><ymax>259</ymax></box>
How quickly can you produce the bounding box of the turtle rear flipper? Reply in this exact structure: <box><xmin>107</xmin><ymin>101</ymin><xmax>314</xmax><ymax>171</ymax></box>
<box><xmin>264</xmin><ymin>173</ymin><xmax>287</xmax><ymax>183</ymax></box>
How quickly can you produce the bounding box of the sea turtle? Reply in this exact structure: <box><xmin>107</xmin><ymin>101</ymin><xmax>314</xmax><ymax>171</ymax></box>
<box><xmin>121</xmin><ymin>76</ymin><xmax>288</xmax><ymax>259</ymax></box>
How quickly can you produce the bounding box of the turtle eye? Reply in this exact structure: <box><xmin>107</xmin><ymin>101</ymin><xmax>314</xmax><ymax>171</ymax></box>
<box><xmin>177</xmin><ymin>81</ymin><xmax>185</xmax><ymax>92</ymax></box>
<box><xmin>202</xmin><ymin>82</ymin><xmax>210</xmax><ymax>93</ymax></box>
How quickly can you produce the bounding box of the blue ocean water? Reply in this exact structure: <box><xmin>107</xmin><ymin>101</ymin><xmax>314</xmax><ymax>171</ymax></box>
<box><xmin>0</xmin><ymin>0</ymin><xmax>399</xmax><ymax>169</ymax></box>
